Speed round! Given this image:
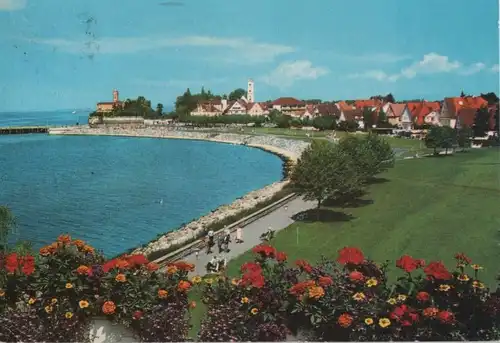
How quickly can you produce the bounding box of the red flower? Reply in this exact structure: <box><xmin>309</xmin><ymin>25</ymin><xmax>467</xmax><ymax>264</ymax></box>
<box><xmin>337</xmin><ymin>247</ymin><xmax>365</xmax><ymax>265</ymax></box>
<box><xmin>252</xmin><ymin>244</ymin><xmax>276</xmax><ymax>258</ymax></box>
<box><xmin>132</xmin><ymin>311</ymin><xmax>143</xmax><ymax>320</ymax></box>
<box><xmin>126</xmin><ymin>254</ymin><xmax>149</xmax><ymax>267</ymax></box>
<box><xmin>173</xmin><ymin>261</ymin><xmax>195</xmax><ymax>272</ymax></box>
<box><xmin>318</xmin><ymin>276</ymin><xmax>333</xmax><ymax>287</ymax></box>
<box><xmin>408</xmin><ymin>312</ymin><xmax>419</xmax><ymax>322</ymax></box>
<box><xmin>21</xmin><ymin>255</ymin><xmax>35</xmax><ymax>276</ymax></box>
<box><xmin>416</xmin><ymin>291</ymin><xmax>430</xmax><ymax>302</ymax></box>
<box><xmin>241</xmin><ymin>271</ymin><xmax>265</xmax><ymax>288</ymax></box>
<box><xmin>295</xmin><ymin>259</ymin><xmax>313</xmax><ymax>273</ymax></box>
<box><xmin>276</xmin><ymin>251</ymin><xmax>287</xmax><ymax>263</ymax></box>
<box><xmin>5</xmin><ymin>253</ymin><xmax>18</xmax><ymax>274</ymax></box>
<box><xmin>401</xmin><ymin>320</ymin><xmax>412</xmax><ymax>327</ymax></box>
<box><xmin>289</xmin><ymin>280</ymin><xmax>316</xmax><ymax>296</ymax></box>
<box><xmin>349</xmin><ymin>271</ymin><xmax>364</xmax><ymax>282</ymax></box>
<box><xmin>102</xmin><ymin>259</ymin><xmax>117</xmax><ymax>273</ymax></box>
<box><xmin>454</xmin><ymin>252</ymin><xmax>472</xmax><ymax>265</ymax></box>
<box><xmin>424</xmin><ymin>261</ymin><xmax>452</xmax><ymax>280</ymax></box>
<box><xmin>396</xmin><ymin>255</ymin><xmax>424</xmax><ymax>273</ymax></box>
<box><xmin>437</xmin><ymin>310</ymin><xmax>454</xmax><ymax>324</ymax></box>
<box><xmin>241</xmin><ymin>262</ymin><xmax>262</xmax><ymax>274</ymax></box>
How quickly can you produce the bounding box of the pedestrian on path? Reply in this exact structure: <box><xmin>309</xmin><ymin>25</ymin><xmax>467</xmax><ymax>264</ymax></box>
<box><xmin>236</xmin><ymin>227</ymin><xmax>243</xmax><ymax>243</ymax></box>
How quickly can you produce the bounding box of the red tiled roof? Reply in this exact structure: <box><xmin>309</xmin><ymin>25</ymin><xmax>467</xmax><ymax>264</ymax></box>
<box><xmin>336</xmin><ymin>101</ymin><xmax>354</xmax><ymax>111</ymax></box>
<box><xmin>388</xmin><ymin>103</ymin><xmax>407</xmax><ymax>118</ymax></box>
<box><xmin>444</xmin><ymin>96</ymin><xmax>488</xmax><ymax>118</ymax></box>
<box><xmin>354</xmin><ymin>99</ymin><xmax>381</xmax><ymax>109</ymax></box>
<box><xmin>457</xmin><ymin>108</ymin><xmax>477</xmax><ymax>127</ymax></box>
<box><xmin>407</xmin><ymin>101</ymin><xmax>441</xmax><ymax>125</ymax></box>
<box><xmin>316</xmin><ymin>103</ymin><xmax>340</xmax><ymax>117</ymax></box>
<box><xmin>342</xmin><ymin>109</ymin><xmax>363</xmax><ymax>121</ymax></box>
<box><xmin>272</xmin><ymin>97</ymin><xmax>304</xmax><ymax>106</ymax></box>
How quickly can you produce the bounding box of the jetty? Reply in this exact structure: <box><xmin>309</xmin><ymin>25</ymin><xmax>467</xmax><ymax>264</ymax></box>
<box><xmin>0</xmin><ymin>126</ymin><xmax>51</xmax><ymax>135</ymax></box>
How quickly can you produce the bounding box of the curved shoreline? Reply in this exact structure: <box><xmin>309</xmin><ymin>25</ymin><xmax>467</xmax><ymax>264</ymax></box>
<box><xmin>48</xmin><ymin>126</ymin><xmax>309</xmax><ymax>256</ymax></box>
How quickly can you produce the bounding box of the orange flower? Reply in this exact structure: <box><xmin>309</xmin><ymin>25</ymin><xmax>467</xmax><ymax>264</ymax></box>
<box><xmin>423</xmin><ymin>307</ymin><xmax>439</xmax><ymax>317</ymax></box>
<box><xmin>146</xmin><ymin>262</ymin><xmax>159</xmax><ymax>272</ymax></box>
<box><xmin>178</xmin><ymin>280</ymin><xmax>191</xmax><ymax>292</ymax></box>
<box><xmin>47</xmin><ymin>242</ymin><xmax>59</xmax><ymax>254</ymax></box>
<box><xmin>65</xmin><ymin>283</ymin><xmax>73</xmax><ymax>289</ymax></box>
<box><xmin>79</xmin><ymin>300</ymin><xmax>89</xmax><ymax>308</ymax></box>
<box><xmin>318</xmin><ymin>276</ymin><xmax>333</xmax><ymax>287</ymax></box>
<box><xmin>102</xmin><ymin>301</ymin><xmax>116</xmax><ymax>315</ymax></box>
<box><xmin>57</xmin><ymin>234</ymin><xmax>71</xmax><ymax>244</ymax></box>
<box><xmin>166</xmin><ymin>265</ymin><xmax>178</xmax><ymax>274</ymax></box>
<box><xmin>72</xmin><ymin>239</ymin><xmax>85</xmax><ymax>248</ymax></box>
<box><xmin>338</xmin><ymin>313</ymin><xmax>354</xmax><ymax>328</ymax></box>
<box><xmin>289</xmin><ymin>280</ymin><xmax>316</xmax><ymax>296</ymax></box>
<box><xmin>0</xmin><ymin>289</ymin><xmax>5</xmax><ymax>297</ymax></box>
<box><xmin>115</xmin><ymin>274</ymin><xmax>127</xmax><ymax>282</ymax></box>
<box><xmin>82</xmin><ymin>245</ymin><xmax>95</xmax><ymax>254</ymax></box>
<box><xmin>115</xmin><ymin>259</ymin><xmax>130</xmax><ymax>269</ymax></box>
<box><xmin>189</xmin><ymin>301</ymin><xmax>196</xmax><ymax>309</ymax></box>
<box><xmin>174</xmin><ymin>261</ymin><xmax>195</xmax><ymax>272</ymax></box>
<box><xmin>308</xmin><ymin>286</ymin><xmax>325</xmax><ymax>299</ymax></box>
<box><xmin>39</xmin><ymin>247</ymin><xmax>51</xmax><ymax>256</ymax></box>
<box><xmin>158</xmin><ymin>289</ymin><xmax>168</xmax><ymax>298</ymax></box>
<box><xmin>76</xmin><ymin>265</ymin><xmax>90</xmax><ymax>275</ymax></box>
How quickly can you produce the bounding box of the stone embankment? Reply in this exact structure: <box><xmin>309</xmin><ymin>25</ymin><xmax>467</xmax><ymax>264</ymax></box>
<box><xmin>49</xmin><ymin>126</ymin><xmax>309</xmax><ymax>256</ymax></box>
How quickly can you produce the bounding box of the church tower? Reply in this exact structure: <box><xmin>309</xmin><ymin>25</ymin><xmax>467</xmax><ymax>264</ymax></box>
<box><xmin>113</xmin><ymin>89</ymin><xmax>119</xmax><ymax>103</ymax></box>
<box><xmin>247</xmin><ymin>79</ymin><xmax>254</xmax><ymax>103</ymax></box>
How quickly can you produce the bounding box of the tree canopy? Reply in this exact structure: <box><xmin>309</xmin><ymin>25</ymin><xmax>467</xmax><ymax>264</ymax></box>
<box><xmin>473</xmin><ymin>107</ymin><xmax>491</xmax><ymax>137</ymax></box>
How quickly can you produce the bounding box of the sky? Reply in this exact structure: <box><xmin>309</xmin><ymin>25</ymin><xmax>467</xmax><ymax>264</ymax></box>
<box><xmin>0</xmin><ymin>0</ymin><xmax>499</xmax><ymax>112</ymax></box>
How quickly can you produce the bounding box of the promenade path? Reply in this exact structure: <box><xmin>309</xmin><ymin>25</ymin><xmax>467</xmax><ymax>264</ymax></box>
<box><xmin>179</xmin><ymin>196</ymin><xmax>316</xmax><ymax>276</ymax></box>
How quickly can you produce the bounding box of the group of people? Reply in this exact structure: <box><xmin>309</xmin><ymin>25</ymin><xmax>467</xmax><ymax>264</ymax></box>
<box><xmin>206</xmin><ymin>255</ymin><xmax>227</xmax><ymax>273</ymax></box>
<box><xmin>200</xmin><ymin>227</ymin><xmax>244</xmax><ymax>273</ymax></box>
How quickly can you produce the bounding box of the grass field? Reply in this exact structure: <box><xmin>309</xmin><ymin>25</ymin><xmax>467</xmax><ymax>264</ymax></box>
<box><xmin>188</xmin><ymin>148</ymin><xmax>500</xmax><ymax>337</ymax></box>
<box><xmin>225</xmin><ymin>148</ymin><xmax>500</xmax><ymax>286</ymax></box>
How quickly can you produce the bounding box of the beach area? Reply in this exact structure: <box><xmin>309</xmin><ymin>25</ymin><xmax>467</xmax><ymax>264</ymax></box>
<box><xmin>48</xmin><ymin>125</ymin><xmax>310</xmax><ymax>257</ymax></box>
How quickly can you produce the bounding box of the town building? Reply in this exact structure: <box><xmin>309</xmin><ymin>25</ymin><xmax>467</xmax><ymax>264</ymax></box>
<box><xmin>96</xmin><ymin>89</ymin><xmax>123</xmax><ymax>112</ymax></box>
<box><xmin>407</xmin><ymin>101</ymin><xmax>442</xmax><ymax>126</ymax></box>
<box><xmin>270</xmin><ymin>97</ymin><xmax>306</xmax><ymax>116</ymax></box>
<box><xmin>440</xmin><ymin>96</ymin><xmax>488</xmax><ymax>127</ymax></box>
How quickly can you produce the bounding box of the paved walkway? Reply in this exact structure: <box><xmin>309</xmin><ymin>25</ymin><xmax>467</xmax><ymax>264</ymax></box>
<box><xmin>180</xmin><ymin>196</ymin><xmax>316</xmax><ymax>276</ymax></box>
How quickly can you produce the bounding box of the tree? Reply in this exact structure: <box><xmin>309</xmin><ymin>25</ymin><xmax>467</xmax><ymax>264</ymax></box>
<box><xmin>480</xmin><ymin>92</ymin><xmax>499</xmax><ymax>105</ymax></box>
<box><xmin>337</xmin><ymin>134</ymin><xmax>394</xmax><ymax>182</ymax></box>
<box><xmin>384</xmin><ymin>93</ymin><xmax>395</xmax><ymax>103</ymax></box>
<box><xmin>473</xmin><ymin>107</ymin><xmax>490</xmax><ymax>138</ymax></box>
<box><xmin>312</xmin><ymin>116</ymin><xmax>336</xmax><ymax>131</ymax></box>
<box><xmin>457</xmin><ymin>127</ymin><xmax>472</xmax><ymax>151</ymax></box>
<box><xmin>156</xmin><ymin>103</ymin><xmax>164</xmax><ymax>115</ymax></box>
<box><xmin>425</xmin><ymin>126</ymin><xmax>455</xmax><ymax>155</ymax></box>
<box><xmin>228</xmin><ymin>88</ymin><xmax>247</xmax><ymax>101</ymax></box>
<box><xmin>363</xmin><ymin>108</ymin><xmax>375</xmax><ymax>129</ymax></box>
<box><xmin>290</xmin><ymin>140</ymin><xmax>363</xmax><ymax>218</ymax></box>
<box><xmin>0</xmin><ymin>206</ymin><xmax>16</xmax><ymax>252</ymax></box>
<box><xmin>377</xmin><ymin>109</ymin><xmax>387</xmax><ymax>125</ymax></box>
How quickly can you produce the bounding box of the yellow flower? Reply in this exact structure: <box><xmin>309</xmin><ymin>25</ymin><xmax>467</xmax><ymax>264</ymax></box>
<box><xmin>65</xmin><ymin>283</ymin><xmax>73</xmax><ymax>289</ymax></box>
<box><xmin>191</xmin><ymin>276</ymin><xmax>202</xmax><ymax>284</ymax></box>
<box><xmin>387</xmin><ymin>298</ymin><xmax>397</xmax><ymax>305</ymax></box>
<box><xmin>28</xmin><ymin>298</ymin><xmax>36</xmax><ymax>305</ymax></box>
<box><xmin>241</xmin><ymin>297</ymin><xmax>249</xmax><ymax>304</ymax></box>
<box><xmin>471</xmin><ymin>264</ymin><xmax>483</xmax><ymax>270</ymax></box>
<box><xmin>473</xmin><ymin>281</ymin><xmax>485</xmax><ymax>289</ymax></box>
<box><xmin>204</xmin><ymin>278</ymin><xmax>214</xmax><ymax>285</ymax></box>
<box><xmin>45</xmin><ymin>305</ymin><xmax>53</xmax><ymax>313</ymax></box>
<box><xmin>352</xmin><ymin>292</ymin><xmax>366</xmax><ymax>301</ymax></box>
<box><xmin>65</xmin><ymin>312</ymin><xmax>73</xmax><ymax>319</ymax></box>
<box><xmin>457</xmin><ymin>274</ymin><xmax>470</xmax><ymax>282</ymax></box>
<box><xmin>379</xmin><ymin>318</ymin><xmax>391</xmax><ymax>328</ymax></box>
<box><xmin>250</xmin><ymin>308</ymin><xmax>258</xmax><ymax>315</ymax></box>
<box><xmin>166</xmin><ymin>265</ymin><xmax>178</xmax><ymax>274</ymax></box>
<box><xmin>308</xmin><ymin>286</ymin><xmax>325</xmax><ymax>300</ymax></box>
<box><xmin>0</xmin><ymin>289</ymin><xmax>5</xmax><ymax>297</ymax></box>
<box><xmin>158</xmin><ymin>289</ymin><xmax>168</xmax><ymax>299</ymax></box>
<box><xmin>79</xmin><ymin>300</ymin><xmax>89</xmax><ymax>309</ymax></box>
<box><xmin>231</xmin><ymin>278</ymin><xmax>240</xmax><ymax>286</ymax></box>
<box><xmin>51</xmin><ymin>298</ymin><xmax>58</xmax><ymax>305</ymax></box>
<box><xmin>366</xmin><ymin>278</ymin><xmax>378</xmax><ymax>287</ymax></box>
<box><xmin>439</xmin><ymin>284</ymin><xmax>451</xmax><ymax>292</ymax></box>
<box><xmin>365</xmin><ymin>318</ymin><xmax>374</xmax><ymax>325</ymax></box>
<box><xmin>397</xmin><ymin>294</ymin><xmax>407</xmax><ymax>302</ymax></box>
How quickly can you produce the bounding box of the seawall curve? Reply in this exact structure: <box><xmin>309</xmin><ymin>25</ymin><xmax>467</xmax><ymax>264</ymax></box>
<box><xmin>48</xmin><ymin>126</ymin><xmax>310</xmax><ymax>256</ymax></box>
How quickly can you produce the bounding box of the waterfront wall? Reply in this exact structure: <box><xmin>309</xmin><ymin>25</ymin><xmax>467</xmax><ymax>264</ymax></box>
<box><xmin>48</xmin><ymin>126</ymin><xmax>310</xmax><ymax>257</ymax></box>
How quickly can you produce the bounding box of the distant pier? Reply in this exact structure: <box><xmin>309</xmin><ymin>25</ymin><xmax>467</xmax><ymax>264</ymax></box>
<box><xmin>0</xmin><ymin>126</ymin><xmax>50</xmax><ymax>135</ymax></box>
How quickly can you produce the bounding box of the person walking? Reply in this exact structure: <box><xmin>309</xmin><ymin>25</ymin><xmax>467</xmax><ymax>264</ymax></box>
<box><xmin>236</xmin><ymin>227</ymin><xmax>243</xmax><ymax>243</ymax></box>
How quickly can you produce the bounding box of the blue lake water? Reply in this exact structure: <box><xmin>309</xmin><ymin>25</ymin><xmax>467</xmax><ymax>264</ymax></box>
<box><xmin>0</xmin><ymin>112</ymin><xmax>283</xmax><ymax>257</ymax></box>
<box><xmin>0</xmin><ymin>110</ymin><xmax>91</xmax><ymax>127</ymax></box>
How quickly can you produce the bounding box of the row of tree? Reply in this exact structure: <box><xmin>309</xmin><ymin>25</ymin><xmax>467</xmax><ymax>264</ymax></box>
<box><xmin>291</xmin><ymin>135</ymin><xmax>394</xmax><ymax>217</ymax></box>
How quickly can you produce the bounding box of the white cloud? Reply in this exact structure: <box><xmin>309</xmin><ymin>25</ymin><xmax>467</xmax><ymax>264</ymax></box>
<box><xmin>491</xmin><ymin>64</ymin><xmax>499</xmax><ymax>73</ymax></box>
<box><xmin>31</xmin><ymin>35</ymin><xmax>294</xmax><ymax>64</ymax></box>
<box><xmin>260</xmin><ymin>60</ymin><xmax>329</xmax><ymax>88</ymax></box>
<box><xmin>0</xmin><ymin>0</ymin><xmax>26</xmax><ymax>11</ymax></box>
<box><xmin>348</xmin><ymin>53</ymin><xmax>491</xmax><ymax>82</ymax></box>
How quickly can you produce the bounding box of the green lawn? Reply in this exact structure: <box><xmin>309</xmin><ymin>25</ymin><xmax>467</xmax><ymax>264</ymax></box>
<box><xmin>226</xmin><ymin>149</ymin><xmax>500</xmax><ymax>287</ymax></box>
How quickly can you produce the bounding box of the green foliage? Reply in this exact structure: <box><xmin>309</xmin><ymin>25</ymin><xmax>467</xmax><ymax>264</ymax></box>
<box><xmin>457</xmin><ymin>127</ymin><xmax>472</xmax><ymax>150</ymax></box>
<box><xmin>363</xmin><ymin>108</ymin><xmax>375</xmax><ymax>129</ymax></box>
<box><xmin>473</xmin><ymin>107</ymin><xmax>491</xmax><ymax>138</ymax></box>
<box><xmin>312</xmin><ymin>116</ymin><xmax>336</xmax><ymax>131</ymax></box>
<box><xmin>337</xmin><ymin>134</ymin><xmax>394</xmax><ymax>182</ymax></box>
<box><xmin>155</xmin><ymin>103</ymin><xmax>164</xmax><ymax>115</ymax></box>
<box><xmin>228</xmin><ymin>88</ymin><xmax>247</xmax><ymax>101</ymax></box>
<box><xmin>425</xmin><ymin>126</ymin><xmax>457</xmax><ymax>155</ymax></box>
<box><xmin>0</xmin><ymin>206</ymin><xmax>15</xmax><ymax>252</ymax></box>
<box><xmin>337</xmin><ymin>120</ymin><xmax>359</xmax><ymax>132</ymax></box>
<box><xmin>180</xmin><ymin>114</ymin><xmax>266</xmax><ymax>126</ymax></box>
<box><xmin>291</xmin><ymin>140</ymin><xmax>363</xmax><ymax>211</ymax></box>
<box><xmin>377</xmin><ymin>109</ymin><xmax>387</xmax><ymax>125</ymax></box>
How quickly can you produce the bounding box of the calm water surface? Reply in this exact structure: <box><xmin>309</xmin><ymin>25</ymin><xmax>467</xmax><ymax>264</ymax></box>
<box><xmin>0</xmin><ymin>134</ymin><xmax>282</xmax><ymax>256</ymax></box>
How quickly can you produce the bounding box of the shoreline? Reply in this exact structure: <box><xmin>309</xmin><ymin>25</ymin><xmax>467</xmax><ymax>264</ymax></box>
<box><xmin>48</xmin><ymin>126</ymin><xmax>309</xmax><ymax>257</ymax></box>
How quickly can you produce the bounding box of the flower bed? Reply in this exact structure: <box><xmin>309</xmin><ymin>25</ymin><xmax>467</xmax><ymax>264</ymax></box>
<box><xmin>1</xmin><ymin>234</ymin><xmax>499</xmax><ymax>342</ymax></box>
